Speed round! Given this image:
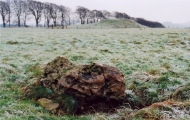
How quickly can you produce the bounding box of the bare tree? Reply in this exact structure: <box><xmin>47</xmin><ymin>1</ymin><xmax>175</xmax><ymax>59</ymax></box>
<box><xmin>96</xmin><ymin>10</ymin><xmax>104</xmax><ymax>22</ymax></box>
<box><xmin>22</xmin><ymin>0</ymin><xmax>31</xmax><ymax>27</ymax></box>
<box><xmin>92</xmin><ymin>10</ymin><xmax>98</xmax><ymax>23</ymax></box>
<box><xmin>43</xmin><ymin>2</ymin><xmax>52</xmax><ymax>28</ymax></box>
<box><xmin>114</xmin><ymin>12</ymin><xmax>121</xmax><ymax>19</ymax></box>
<box><xmin>50</xmin><ymin>3</ymin><xmax>59</xmax><ymax>27</ymax></box>
<box><xmin>92</xmin><ymin>10</ymin><xmax>104</xmax><ymax>22</ymax></box>
<box><xmin>102</xmin><ymin>10</ymin><xmax>111</xmax><ymax>19</ymax></box>
<box><xmin>123</xmin><ymin>13</ymin><xmax>130</xmax><ymax>19</ymax></box>
<box><xmin>114</xmin><ymin>12</ymin><xmax>130</xmax><ymax>19</ymax></box>
<box><xmin>65</xmin><ymin>7</ymin><xmax>71</xmax><ymax>25</ymax></box>
<box><xmin>76</xmin><ymin>6</ymin><xmax>89</xmax><ymax>24</ymax></box>
<box><xmin>5</xmin><ymin>0</ymin><xmax>11</xmax><ymax>27</ymax></box>
<box><xmin>86</xmin><ymin>10</ymin><xmax>94</xmax><ymax>24</ymax></box>
<box><xmin>59</xmin><ymin>5</ymin><xmax>65</xmax><ymax>28</ymax></box>
<box><xmin>28</xmin><ymin>0</ymin><xmax>43</xmax><ymax>27</ymax></box>
<box><xmin>12</xmin><ymin>0</ymin><xmax>24</xmax><ymax>27</ymax></box>
<box><xmin>0</xmin><ymin>0</ymin><xmax>10</xmax><ymax>27</ymax></box>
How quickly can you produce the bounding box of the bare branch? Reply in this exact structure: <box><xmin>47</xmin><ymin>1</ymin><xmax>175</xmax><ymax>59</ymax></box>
<box><xmin>28</xmin><ymin>0</ymin><xmax>43</xmax><ymax>27</ymax></box>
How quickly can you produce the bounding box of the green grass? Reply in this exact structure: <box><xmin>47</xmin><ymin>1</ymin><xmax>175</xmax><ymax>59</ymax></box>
<box><xmin>69</xmin><ymin>19</ymin><xmax>146</xmax><ymax>29</ymax></box>
<box><xmin>98</xmin><ymin>19</ymin><xmax>145</xmax><ymax>28</ymax></box>
<box><xmin>0</xmin><ymin>28</ymin><xmax>190</xmax><ymax>119</ymax></box>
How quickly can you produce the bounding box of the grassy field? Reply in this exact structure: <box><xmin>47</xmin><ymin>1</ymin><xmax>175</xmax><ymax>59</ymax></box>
<box><xmin>0</xmin><ymin>28</ymin><xmax>190</xmax><ymax>120</ymax></box>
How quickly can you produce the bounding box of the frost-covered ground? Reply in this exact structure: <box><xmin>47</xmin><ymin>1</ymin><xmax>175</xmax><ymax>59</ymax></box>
<box><xmin>0</xmin><ymin>28</ymin><xmax>190</xmax><ymax>119</ymax></box>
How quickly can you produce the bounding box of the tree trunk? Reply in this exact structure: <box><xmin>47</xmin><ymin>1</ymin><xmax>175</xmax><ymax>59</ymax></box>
<box><xmin>68</xmin><ymin>17</ymin><xmax>70</xmax><ymax>25</ymax></box>
<box><xmin>24</xmin><ymin>15</ymin><xmax>27</xmax><ymax>27</ymax></box>
<box><xmin>24</xmin><ymin>20</ymin><xmax>26</xmax><ymax>27</ymax></box>
<box><xmin>86</xmin><ymin>19</ymin><xmax>88</xmax><ymax>24</ymax></box>
<box><xmin>18</xmin><ymin>17</ymin><xmax>20</xmax><ymax>27</ymax></box>
<box><xmin>2</xmin><ymin>17</ymin><xmax>6</xmax><ymax>28</ymax></box>
<box><xmin>80</xmin><ymin>18</ymin><xmax>82</xmax><ymax>24</ymax></box>
<box><xmin>3</xmin><ymin>22</ymin><xmax>6</xmax><ymax>28</ymax></box>
<box><xmin>36</xmin><ymin>19</ymin><xmax>38</xmax><ymax>27</ymax></box>
<box><xmin>82</xmin><ymin>19</ymin><xmax>85</xmax><ymax>24</ymax></box>
<box><xmin>8</xmin><ymin>17</ymin><xmax>10</xmax><ymax>27</ymax></box>
<box><xmin>52</xmin><ymin>18</ymin><xmax>56</xmax><ymax>27</ymax></box>
<box><xmin>8</xmin><ymin>13</ymin><xmax>10</xmax><ymax>27</ymax></box>
<box><xmin>54</xmin><ymin>21</ymin><xmax>56</xmax><ymax>27</ymax></box>
<box><xmin>47</xmin><ymin>20</ymin><xmax>49</xmax><ymax>28</ymax></box>
<box><xmin>61</xmin><ymin>19</ymin><xmax>64</xmax><ymax>29</ymax></box>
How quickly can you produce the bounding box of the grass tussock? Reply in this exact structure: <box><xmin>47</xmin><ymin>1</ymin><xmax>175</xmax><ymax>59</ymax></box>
<box><xmin>6</xmin><ymin>41</ymin><xmax>19</xmax><ymax>44</ymax></box>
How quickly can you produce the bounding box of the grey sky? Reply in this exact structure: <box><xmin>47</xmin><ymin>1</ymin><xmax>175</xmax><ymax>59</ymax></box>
<box><xmin>39</xmin><ymin>0</ymin><xmax>190</xmax><ymax>24</ymax></box>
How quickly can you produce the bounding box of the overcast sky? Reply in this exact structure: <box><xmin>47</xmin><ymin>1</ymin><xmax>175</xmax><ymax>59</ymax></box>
<box><xmin>0</xmin><ymin>0</ymin><xmax>189</xmax><ymax>24</ymax></box>
<box><xmin>38</xmin><ymin>0</ymin><xmax>190</xmax><ymax>24</ymax></box>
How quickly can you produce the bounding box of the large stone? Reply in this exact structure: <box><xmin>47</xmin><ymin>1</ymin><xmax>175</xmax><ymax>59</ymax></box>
<box><xmin>58</xmin><ymin>63</ymin><xmax>126</xmax><ymax>100</ymax></box>
<box><xmin>28</xmin><ymin>56</ymin><xmax>126</xmax><ymax>114</ymax></box>
<box><xmin>58</xmin><ymin>63</ymin><xmax>126</xmax><ymax>113</ymax></box>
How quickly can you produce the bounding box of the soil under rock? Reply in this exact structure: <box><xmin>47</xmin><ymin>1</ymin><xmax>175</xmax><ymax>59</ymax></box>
<box><xmin>24</xmin><ymin>56</ymin><xmax>126</xmax><ymax>115</ymax></box>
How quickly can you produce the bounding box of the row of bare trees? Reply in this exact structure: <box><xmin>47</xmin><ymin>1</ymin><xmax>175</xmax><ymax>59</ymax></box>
<box><xmin>75</xmin><ymin>7</ymin><xmax>131</xmax><ymax>24</ymax></box>
<box><xmin>76</xmin><ymin>6</ymin><xmax>112</xmax><ymax>25</ymax></box>
<box><xmin>0</xmin><ymin>0</ymin><xmax>72</xmax><ymax>27</ymax></box>
<box><xmin>0</xmin><ymin>0</ymin><xmax>131</xmax><ymax>28</ymax></box>
<box><xmin>0</xmin><ymin>0</ymin><xmax>11</xmax><ymax>27</ymax></box>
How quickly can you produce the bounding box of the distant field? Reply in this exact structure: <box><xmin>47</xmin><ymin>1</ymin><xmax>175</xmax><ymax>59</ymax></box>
<box><xmin>0</xmin><ymin>28</ymin><xmax>190</xmax><ymax>119</ymax></box>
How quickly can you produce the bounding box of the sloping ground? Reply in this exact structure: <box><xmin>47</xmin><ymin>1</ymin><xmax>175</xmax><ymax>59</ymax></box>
<box><xmin>68</xmin><ymin>19</ymin><xmax>146</xmax><ymax>29</ymax></box>
<box><xmin>97</xmin><ymin>19</ymin><xmax>146</xmax><ymax>28</ymax></box>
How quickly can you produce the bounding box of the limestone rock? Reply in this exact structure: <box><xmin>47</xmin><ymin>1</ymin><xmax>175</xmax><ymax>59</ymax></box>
<box><xmin>58</xmin><ymin>63</ymin><xmax>126</xmax><ymax>101</ymax></box>
<box><xmin>28</xmin><ymin>56</ymin><xmax>126</xmax><ymax>114</ymax></box>
<box><xmin>38</xmin><ymin>98</ymin><xmax>59</xmax><ymax>111</ymax></box>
